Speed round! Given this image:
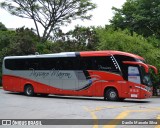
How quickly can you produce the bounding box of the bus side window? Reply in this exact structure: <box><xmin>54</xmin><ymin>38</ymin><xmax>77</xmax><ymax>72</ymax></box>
<box><xmin>63</xmin><ymin>58</ymin><xmax>79</xmax><ymax>70</ymax></box>
<box><xmin>93</xmin><ymin>56</ymin><xmax>119</xmax><ymax>73</ymax></box>
<box><xmin>79</xmin><ymin>57</ymin><xmax>93</xmax><ymax>70</ymax></box>
<box><xmin>5</xmin><ymin>59</ymin><xmax>15</xmax><ymax>70</ymax></box>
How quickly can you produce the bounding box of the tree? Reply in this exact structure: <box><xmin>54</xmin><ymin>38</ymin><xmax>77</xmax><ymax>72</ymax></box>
<box><xmin>0</xmin><ymin>0</ymin><xmax>96</xmax><ymax>43</ymax></box>
<box><xmin>0</xmin><ymin>27</ymin><xmax>39</xmax><ymax>86</ymax></box>
<box><xmin>0</xmin><ymin>27</ymin><xmax>39</xmax><ymax>59</ymax></box>
<box><xmin>7</xmin><ymin>27</ymin><xmax>38</xmax><ymax>55</ymax></box>
<box><xmin>0</xmin><ymin>30</ymin><xmax>15</xmax><ymax>50</ymax></box>
<box><xmin>56</xmin><ymin>26</ymin><xmax>98</xmax><ymax>50</ymax></box>
<box><xmin>44</xmin><ymin>26</ymin><xmax>99</xmax><ymax>53</ymax></box>
<box><xmin>96</xmin><ymin>27</ymin><xmax>160</xmax><ymax>81</ymax></box>
<box><xmin>110</xmin><ymin>0</ymin><xmax>160</xmax><ymax>38</ymax></box>
<box><xmin>96</xmin><ymin>27</ymin><xmax>153</xmax><ymax>55</ymax></box>
<box><xmin>0</xmin><ymin>22</ymin><xmax>7</xmax><ymax>31</ymax></box>
<box><xmin>67</xmin><ymin>26</ymin><xmax>99</xmax><ymax>50</ymax></box>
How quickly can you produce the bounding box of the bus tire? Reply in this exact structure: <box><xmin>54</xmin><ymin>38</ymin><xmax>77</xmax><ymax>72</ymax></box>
<box><xmin>24</xmin><ymin>85</ymin><xmax>34</xmax><ymax>96</ymax></box>
<box><xmin>104</xmin><ymin>88</ymin><xmax>119</xmax><ymax>101</ymax></box>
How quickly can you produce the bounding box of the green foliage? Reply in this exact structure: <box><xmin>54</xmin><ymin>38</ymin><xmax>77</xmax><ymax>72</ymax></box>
<box><xmin>0</xmin><ymin>30</ymin><xmax>16</xmax><ymax>76</ymax></box>
<box><xmin>0</xmin><ymin>30</ymin><xmax>15</xmax><ymax>50</ymax></box>
<box><xmin>1</xmin><ymin>27</ymin><xmax>39</xmax><ymax>56</ymax></box>
<box><xmin>66</xmin><ymin>26</ymin><xmax>99</xmax><ymax>50</ymax></box>
<box><xmin>97</xmin><ymin>27</ymin><xmax>151</xmax><ymax>55</ymax></box>
<box><xmin>111</xmin><ymin>0</ymin><xmax>160</xmax><ymax>39</ymax></box>
<box><xmin>147</xmin><ymin>36</ymin><xmax>160</xmax><ymax>48</ymax></box>
<box><xmin>0</xmin><ymin>26</ymin><xmax>40</xmax><ymax>86</ymax></box>
<box><xmin>48</xmin><ymin>26</ymin><xmax>99</xmax><ymax>53</ymax></box>
<box><xmin>36</xmin><ymin>42</ymin><xmax>52</xmax><ymax>54</ymax></box>
<box><xmin>0</xmin><ymin>0</ymin><xmax>96</xmax><ymax>43</ymax></box>
<box><xmin>96</xmin><ymin>27</ymin><xmax>160</xmax><ymax>82</ymax></box>
<box><xmin>0</xmin><ymin>22</ymin><xmax>7</xmax><ymax>31</ymax></box>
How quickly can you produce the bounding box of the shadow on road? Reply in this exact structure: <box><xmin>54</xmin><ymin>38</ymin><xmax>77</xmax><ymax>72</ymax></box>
<box><xmin>5</xmin><ymin>91</ymin><xmax>151</xmax><ymax>104</ymax></box>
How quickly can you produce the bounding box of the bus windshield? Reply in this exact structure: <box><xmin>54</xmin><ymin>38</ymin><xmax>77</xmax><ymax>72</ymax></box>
<box><xmin>141</xmin><ymin>67</ymin><xmax>152</xmax><ymax>87</ymax></box>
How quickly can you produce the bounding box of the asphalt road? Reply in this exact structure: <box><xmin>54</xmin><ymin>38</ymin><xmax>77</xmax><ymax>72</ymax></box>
<box><xmin>0</xmin><ymin>89</ymin><xmax>160</xmax><ymax>128</ymax></box>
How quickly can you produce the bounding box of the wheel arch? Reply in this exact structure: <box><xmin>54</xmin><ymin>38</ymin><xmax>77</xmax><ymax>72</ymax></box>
<box><xmin>24</xmin><ymin>83</ymin><xmax>35</xmax><ymax>96</ymax></box>
<box><xmin>24</xmin><ymin>83</ymin><xmax>34</xmax><ymax>91</ymax></box>
<box><xmin>103</xmin><ymin>86</ymin><xmax>119</xmax><ymax>97</ymax></box>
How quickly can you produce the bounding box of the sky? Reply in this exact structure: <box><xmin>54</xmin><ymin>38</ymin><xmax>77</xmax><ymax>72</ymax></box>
<box><xmin>0</xmin><ymin>0</ymin><xmax>126</xmax><ymax>33</ymax></box>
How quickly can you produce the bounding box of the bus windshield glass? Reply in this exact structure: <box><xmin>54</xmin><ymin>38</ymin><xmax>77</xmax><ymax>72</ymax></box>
<box><xmin>141</xmin><ymin>67</ymin><xmax>152</xmax><ymax>86</ymax></box>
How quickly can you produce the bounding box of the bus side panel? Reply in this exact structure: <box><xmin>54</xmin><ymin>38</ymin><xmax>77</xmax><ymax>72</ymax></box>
<box><xmin>19</xmin><ymin>76</ymin><xmax>68</xmax><ymax>95</ymax></box>
<box><xmin>4</xmin><ymin>72</ymin><xmax>148</xmax><ymax>99</ymax></box>
<box><xmin>12</xmin><ymin>76</ymin><xmax>22</xmax><ymax>92</ymax></box>
<box><xmin>2</xmin><ymin>75</ymin><xmax>13</xmax><ymax>91</ymax></box>
<box><xmin>2</xmin><ymin>75</ymin><xmax>53</xmax><ymax>94</ymax></box>
<box><xmin>93</xmin><ymin>82</ymin><xmax>103</xmax><ymax>97</ymax></box>
<box><xmin>76</xmin><ymin>82</ymin><xmax>96</xmax><ymax>96</ymax></box>
<box><xmin>87</xmin><ymin>70</ymin><xmax>124</xmax><ymax>97</ymax></box>
<box><xmin>3</xmin><ymin>75</ymin><xmax>24</xmax><ymax>92</ymax></box>
<box><xmin>2</xmin><ymin>75</ymin><xmax>81</xmax><ymax>95</ymax></box>
<box><xmin>119</xmin><ymin>81</ymin><xmax>130</xmax><ymax>98</ymax></box>
<box><xmin>3</xmin><ymin>75</ymin><xmax>29</xmax><ymax>92</ymax></box>
<box><xmin>3</xmin><ymin>74</ymin><xmax>126</xmax><ymax>98</ymax></box>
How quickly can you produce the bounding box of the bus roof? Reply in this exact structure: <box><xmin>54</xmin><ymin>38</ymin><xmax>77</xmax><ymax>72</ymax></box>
<box><xmin>4</xmin><ymin>52</ymin><xmax>76</xmax><ymax>59</ymax></box>
<box><xmin>4</xmin><ymin>50</ymin><xmax>144</xmax><ymax>61</ymax></box>
<box><xmin>80</xmin><ymin>51</ymin><xmax>144</xmax><ymax>60</ymax></box>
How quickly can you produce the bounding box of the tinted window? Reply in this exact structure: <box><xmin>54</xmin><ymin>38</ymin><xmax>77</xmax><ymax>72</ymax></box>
<box><xmin>5</xmin><ymin>56</ymin><xmax>123</xmax><ymax>73</ymax></box>
<box><xmin>79</xmin><ymin>56</ymin><xmax>120</xmax><ymax>73</ymax></box>
<box><xmin>5</xmin><ymin>59</ymin><xmax>15</xmax><ymax>70</ymax></box>
<box><xmin>93</xmin><ymin>56</ymin><xmax>119</xmax><ymax>73</ymax></box>
<box><xmin>5</xmin><ymin>57</ymin><xmax>80</xmax><ymax>70</ymax></box>
<box><xmin>79</xmin><ymin>57</ymin><xmax>94</xmax><ymax>70</ymax></box>
<box><xmin>114</xmin><ymin>55</ymin><xmax>137</xmax><ymax>80</ymax></box>
<box><xmin>57</xmin><ymin>57</ymin><xmax>80</xmax><ymax>70</ymax></box>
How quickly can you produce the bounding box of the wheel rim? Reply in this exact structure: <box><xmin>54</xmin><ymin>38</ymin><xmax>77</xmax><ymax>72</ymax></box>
<box><xmin>26</xmin><ymin>87</ymin><xmax>32</xmax><ymax>95</ymax></box>
<box><xmin>109</xmin><ymin>91</ymin><xmax>117</xmax><ymax>99</ymax></box>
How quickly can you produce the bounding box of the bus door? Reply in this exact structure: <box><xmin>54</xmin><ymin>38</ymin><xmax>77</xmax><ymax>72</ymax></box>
<box><xmin>128</xmin><ymin>66</ymin><xmax>141</xmax><ymax>98</ymax></box>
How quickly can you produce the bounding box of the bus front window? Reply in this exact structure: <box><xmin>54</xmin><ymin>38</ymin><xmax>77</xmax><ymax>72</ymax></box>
<box><xmin>141</xmin><ymin>67</ymin><xmax>152</xmax><ymax>86</ymax></box>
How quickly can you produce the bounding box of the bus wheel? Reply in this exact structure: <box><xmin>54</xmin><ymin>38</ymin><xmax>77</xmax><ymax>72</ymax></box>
<box><xmin>24</xmin><ymin>85</ymin><xmax>34</xmax><ymax>96</ymax></box>
<box><xmin>104</xmin><ymin>88</ymin><xmax>119</xmax><ymax>101</ymax></box>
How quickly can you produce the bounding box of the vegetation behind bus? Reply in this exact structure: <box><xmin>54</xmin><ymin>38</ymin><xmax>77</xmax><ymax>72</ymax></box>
<box><xmin>0</xmin><ymin>0</ymin><xmax>160</xmax><ymax>86</ymax></box>
<box><xmin>0</xmin><ymin>25</ymin><xmax>160</xmax><ymax>87</ymax></box>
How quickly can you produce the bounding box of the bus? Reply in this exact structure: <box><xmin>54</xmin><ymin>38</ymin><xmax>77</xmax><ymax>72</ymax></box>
<box><xmin>2</xmin><ymin>51</ymin><xmax>158</xmax><ymax>101</ymax></box>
